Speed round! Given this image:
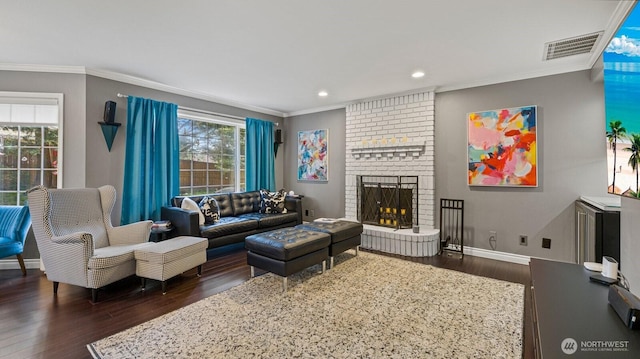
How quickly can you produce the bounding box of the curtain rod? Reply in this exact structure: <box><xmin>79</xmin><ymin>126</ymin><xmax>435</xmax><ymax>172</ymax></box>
<box><xmin>116</xmin><ymin>93</ymin><xmax>278</xmax><ymax>126</ymax></box>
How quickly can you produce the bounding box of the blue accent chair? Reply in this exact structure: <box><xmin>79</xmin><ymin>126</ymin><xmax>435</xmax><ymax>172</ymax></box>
<box><xmin>0</xmin><ymin>205</ymin><xmax>32</xmax><ymax>276</ymax></box>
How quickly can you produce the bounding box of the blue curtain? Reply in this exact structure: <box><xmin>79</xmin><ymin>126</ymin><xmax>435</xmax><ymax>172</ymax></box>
<box><xmin>245</xmin><ymin>118</ymin><xmax>275</xmax><ymax>191</ymax></box>
<box><xmin>121</xmin><ymin>96</ymin><xmax>179</xmax><ymax>224</ymax></box>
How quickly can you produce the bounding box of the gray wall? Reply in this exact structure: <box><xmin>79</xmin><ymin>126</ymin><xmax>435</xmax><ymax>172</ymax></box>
<box><xmin>6</xmin><ymin>69</ymin><xmax>640</xmax><ymax>297</ymax></box>
<box><xmin>283</xmin><ymin>109</ymin><xmax>346</xmax><ymax>221</ymax></box>
<box><xmin>1</xmin><ymin>70</ymin><xmax>87</xmax><ymax>258</ymax></box>
<box><xmin>1</xmin><ymin>72</ymin><xmax>283</xmax><ymax>260</ymax></box>
<box><xmin>435</xmin><ymin>70</ymin><xmax>608</xmax><ymax>262</ymax></box>
<box><xmin>85</xmin><ymin>75</ymin><xmax>284</xmax><ymax>224</ymax></box>
<box><xmin>1</xmin><ymin>71</ymin><xmax>88</xmax><ymax>188</ymax></box>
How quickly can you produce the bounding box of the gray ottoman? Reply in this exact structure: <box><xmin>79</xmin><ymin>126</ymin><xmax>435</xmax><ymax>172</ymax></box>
<box><xmin>245</xmin><ymin>227</ymin><xmax>331</xmax><ymax>292</ymax></box>
<box><xmin>134</xmin><ymin>236</ymin><xmax>208</xmax><ymax>294</ymax></box>
<box><xmin>296</xmin><ymin>220</ymin><xmax>363</xmax><ymax>268</ymax></box>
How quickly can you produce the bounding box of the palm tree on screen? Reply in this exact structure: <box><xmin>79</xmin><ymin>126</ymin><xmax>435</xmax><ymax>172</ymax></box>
<box><xmin>624</xmin><ymin>133</ymin><xmax>640</xmax><ymax>194</ymax></box>
<box><xmin>607</xmin><ymin>120</ymin><xmax>626</xmax><ymax>193</ymax></box>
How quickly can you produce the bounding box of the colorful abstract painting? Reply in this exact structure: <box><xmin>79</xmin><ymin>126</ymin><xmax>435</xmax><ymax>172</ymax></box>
<box><xmin>467</xmin><ymin>106</ymin><xmax>537</xmax><ymax>187</ymax></box>
<box><xmin>297</xmin><ymin>129</ymin><xmax>328</xmax><ymax>181</ymax></box>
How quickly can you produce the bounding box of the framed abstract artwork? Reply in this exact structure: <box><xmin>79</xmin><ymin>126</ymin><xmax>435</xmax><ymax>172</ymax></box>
<box><xmin>297</xmin><ymin>129</ymin><xmax>328</xmax><ymax>181</ymax></box>
<box><xmin>467</xmin><ymin>105</ymin><xmax>537</xmax><ymax>187</ymax></box>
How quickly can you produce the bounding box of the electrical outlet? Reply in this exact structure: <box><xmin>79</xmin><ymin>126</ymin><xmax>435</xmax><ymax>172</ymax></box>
<box><xmin>519</xmin><ymin>235</ymin><xmax>528</xmax><ymax>246</ymax></box>
<box><xmin>305</xmin><ymin>209</ymin><xmax>309</xmax><ymax>216</ymax></box>
<box><xmin>309</xmin><ymin>209</ymin><xmax>315</xmax><ymax>217</ymax></box>
<box><xmin>542</xmin><ymin>237</ymin><xmax>551</xmax><ymax>249</ymax></box>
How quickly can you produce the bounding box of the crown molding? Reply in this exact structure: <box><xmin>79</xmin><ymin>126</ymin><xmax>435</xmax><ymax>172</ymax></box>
<box><xmin>0</xmin><ymin>63</ymin><xmax>285</xmax><ymax>118</ymax></box>
<box><xmin>284</xmin><ymin>104</ymin><xmax>348</xmax><ymax>117</ymax></box>
<box><xmin>284</xmin><ymin>86</ymin><xmax>437</xmax><ymax>117</ymax></box>
<box><xmin>436</xmin><ymin>62</ymin><xmax>593</xmax><ymax>93</ymax></box>
<box><xmin>0</xmin><ymin>63</ymin><xmax>86</xmax><ymax>74</ymax></box>
<box><xmin>85</xmin><ymin>68</ymin><xmax>285</xmax><ymax>117</ymax></box>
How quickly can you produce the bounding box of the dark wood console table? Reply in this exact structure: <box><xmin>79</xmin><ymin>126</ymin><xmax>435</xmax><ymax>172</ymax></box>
<box><xmin>530</xmin><ymin>258</ymin><xmax>640</xmax><ymax>358</ymax></box>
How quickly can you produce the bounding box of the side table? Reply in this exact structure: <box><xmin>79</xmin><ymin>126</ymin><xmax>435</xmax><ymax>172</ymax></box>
<box><xmin>150</xmin><ymin>226</ymin><xmax>173</xmax><ymax>242</ymax></box>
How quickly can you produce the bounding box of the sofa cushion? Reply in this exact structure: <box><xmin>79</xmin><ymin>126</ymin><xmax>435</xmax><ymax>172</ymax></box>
<box><xmin>231</xmin><ymin>191</ymin><xmax>260</xmax><ymax>216</ymax></box>
<box><xmin>238</xmin><ymin>212</ymin><xmax>300</xmax><ymax>228</ymax></box>
<box><xmin>296</xmin><ymin>220</ymin><xmax>364</xmax><ymax>244</ymax></box>
<box><xmin>89</xmin><ymin>242</ymin><xmax>154</xmax><ymax>269</ymax></box>
<box><xmin>181</xmin><ymin>197</ymin><xmax>205</xmax><ymax>226</ymax></box>
<box><xmin>199</xmin><ymin>216</ymin><xmax>259</xmax><ymax>238</ymax></box>
<box><xmin>199</xmin><ymin>196</ymin><xmax>220</xmax><ymax>224</ymax></box>
<box><xmin>212</xmin><ymin>193</ymin><xmax>234</xmax><ymax>217</ymax></box>
<box><xmin>245</xmin><ymin>228</ymin><xmax>330</xmax><ymax>261</ymax></box>
<box><xmin>259</xmin><ymin>189</ymin><xmax>288</xmax><ymax>214</ymax></box>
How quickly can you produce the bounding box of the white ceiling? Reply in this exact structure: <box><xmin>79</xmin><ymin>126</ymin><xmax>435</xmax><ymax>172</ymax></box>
<box><xmin>0</xmin><ymin>0</ymin><xmax>634</xmax><ymax>117</ymax></box>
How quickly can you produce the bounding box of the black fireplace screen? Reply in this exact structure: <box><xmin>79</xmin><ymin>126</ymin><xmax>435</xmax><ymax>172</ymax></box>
<box><xmin>357</xmin><ymin>175</ymin><xmax>418</xmax><ymax>229</ymax></box>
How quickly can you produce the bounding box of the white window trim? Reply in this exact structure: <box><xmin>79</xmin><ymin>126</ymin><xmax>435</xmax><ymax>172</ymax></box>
<box><xmin>177</xmin><ymin>108</ymin><xmax>245</xmax><ymax>194</ymax></box>
<box><xmin>0</xmin><ymin>91</ymin><xmax>63</xmax><ymax>189</ymax></box>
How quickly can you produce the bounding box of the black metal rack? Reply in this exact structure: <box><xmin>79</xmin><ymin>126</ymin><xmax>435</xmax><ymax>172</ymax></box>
<box><xmin>439</xmin><ymin>199</ymin><xmax>464</xmax><ymax>257</ymax></box>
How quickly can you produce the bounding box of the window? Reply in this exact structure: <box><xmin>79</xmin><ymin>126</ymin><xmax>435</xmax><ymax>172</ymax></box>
<box><xmin>0</xmin><ymin>93</ymin><xmax>63</xmax><ymax>205</ymax></box>
<box><xmin>178</xmin><ymin>109</ymin><xmax>245</xmax><ymax>195</ymax></box>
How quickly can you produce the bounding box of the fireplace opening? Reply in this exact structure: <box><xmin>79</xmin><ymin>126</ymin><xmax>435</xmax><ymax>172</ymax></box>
<box><xmin>357</xmin><ymin>176</ymin><xmax>418</xmax><ymax>229</ymax></box>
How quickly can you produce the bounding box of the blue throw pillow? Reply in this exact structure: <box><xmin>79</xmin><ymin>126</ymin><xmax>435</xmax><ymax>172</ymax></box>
<box><xmin>199</xmin><ymin>196</ymin><xmax>221</xmax><ymax>224</ymax></box>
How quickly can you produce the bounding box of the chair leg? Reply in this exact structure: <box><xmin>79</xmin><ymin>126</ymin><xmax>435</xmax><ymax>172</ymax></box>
<box><xmin>16</xmin><ymin>253</ymin><xmax>26</xmax><ymax>276</ymax></box>
<box><xmin>53</xmin><ymin>282</ymin><xmax>59</xmax><ymax>294</ymax></box>
<box><xmin>91</xmin><ymin>288</ymin><xmax>98</xmax><ymax>303</ymax></box>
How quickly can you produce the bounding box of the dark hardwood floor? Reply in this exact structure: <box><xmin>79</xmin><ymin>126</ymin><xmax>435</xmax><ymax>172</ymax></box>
<box><xmin>0</xmin><ymin>245</ymin><xmax>533</xmax><ymax>359</ymax></box>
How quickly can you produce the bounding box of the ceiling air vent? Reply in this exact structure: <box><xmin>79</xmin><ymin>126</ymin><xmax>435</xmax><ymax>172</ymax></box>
<box><xmin>543</xmin><ymin>32</ymin><xmax>603</xmax><ymax>61</ymax></box>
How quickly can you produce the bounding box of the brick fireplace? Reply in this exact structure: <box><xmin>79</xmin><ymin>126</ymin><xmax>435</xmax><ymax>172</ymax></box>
<box><xmin>345</xmin><ymin>91</ymin><xmax>439</xmax><ymax>256</ymax></box>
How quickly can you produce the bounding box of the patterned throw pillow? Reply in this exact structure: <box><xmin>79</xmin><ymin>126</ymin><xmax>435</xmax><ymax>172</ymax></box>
<box><xmin>259</xmin><ymin>189</ymin><xmax>288</xmax><ymax>214</ymax></box>
<box><xmin>199</xmin><ymin>196</ymin><xmax>221</xmax><ymax>224</ymax></box>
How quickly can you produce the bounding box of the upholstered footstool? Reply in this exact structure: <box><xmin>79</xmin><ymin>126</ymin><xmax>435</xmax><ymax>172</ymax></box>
<box><xmin>296</xmin><ymin>220</ymin><xmax>363</xmax><ymax>269</ymax></box>
<box><xmin>245</xmin><ymin>227</ymin><xmax>331</xmax><ymax>292</ymax></box>
<box><xmin>134</xmin><ymin>236</ymin><xmax>208</xmax><ymax>294</ymax></box>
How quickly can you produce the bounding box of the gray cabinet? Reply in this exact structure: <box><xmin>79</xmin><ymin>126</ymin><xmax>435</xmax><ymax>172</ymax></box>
<box><xmin>574</xmin><ymin>199</ymin><xmax>620</xmax><ymax>266</ymax></box>
<box><xmin>531</xmin><ymin>258</ymin><xmax>640</xmax><ymax>358</ymax></box>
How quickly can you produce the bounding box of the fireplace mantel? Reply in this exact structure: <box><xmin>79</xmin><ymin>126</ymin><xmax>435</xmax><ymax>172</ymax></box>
<box><xmin>350</xmin><ymin>140</ymin><xmax>426</xmax><ymax>159</ymax></box>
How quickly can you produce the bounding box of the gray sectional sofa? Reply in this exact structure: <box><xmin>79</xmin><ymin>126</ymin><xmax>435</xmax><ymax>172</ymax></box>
<box><xmin>161</xmin><ymin>191</ymin><xmax>303</xmax><ymax>249</ymax></box>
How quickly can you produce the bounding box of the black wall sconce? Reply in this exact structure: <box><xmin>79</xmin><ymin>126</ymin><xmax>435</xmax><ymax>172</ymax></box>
<box><xmin>98</xmin><ymin>101</ymin><xmax>121</xmax><ymax>152</ymax></box>
<box><xmin>274</xmin><ymin>129</ymin><xmax>283</xmax><ymax>157</ymax></box>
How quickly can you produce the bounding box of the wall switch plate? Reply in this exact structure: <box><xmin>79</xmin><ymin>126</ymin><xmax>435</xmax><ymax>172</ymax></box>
<box><xmin>309</xmin><ymin>209</ymin><xmax>315</xmax><ymax>217</ymax></box>
<box><xmin>519</xmin><ymin>235</ymin><xmax>528</xmax><ymax>246</ymax></box>
<box><xmin>542</xmin><ymin>238</ymin><xmax>551</xmax><ymax>249</ymax></box>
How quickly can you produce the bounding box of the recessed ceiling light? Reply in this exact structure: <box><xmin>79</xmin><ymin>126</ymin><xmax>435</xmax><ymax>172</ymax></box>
<box><xmin>412</xmin><ymin>71</ymin><xmax>425</xmax><ymax>78</ymax></box>
<box><xmin>318</xmin><ymin>91</ymin><xmax>328</xmax><ymax>97</ymax></box>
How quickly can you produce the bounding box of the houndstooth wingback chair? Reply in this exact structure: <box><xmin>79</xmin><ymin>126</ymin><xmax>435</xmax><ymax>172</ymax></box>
<box><xmin>27</xmin><ymin>185</ymin><xmax>153</xmax><ymax>302</ymax></box>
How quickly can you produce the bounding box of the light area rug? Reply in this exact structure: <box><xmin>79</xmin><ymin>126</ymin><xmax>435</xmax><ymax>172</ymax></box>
<box><xmin>88</xmin><ymin>252</ymin><xmax>524</xmax><ymax>359</ymax></box>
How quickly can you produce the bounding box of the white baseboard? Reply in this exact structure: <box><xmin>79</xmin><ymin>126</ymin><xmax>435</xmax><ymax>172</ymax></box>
<box><xmin>0</xmin><ymin>248</ymin><xmax>529</xmax><ymax>269</ymax></box>
<box><xmin>0</xmin><ymin>258</ymin><xmax>42</xmax><ymax>270</ymax></box>
<box><xmin>463</xmin><ymin>246</ymin><xmax>531</xmax><ymax>265</ymax></box>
